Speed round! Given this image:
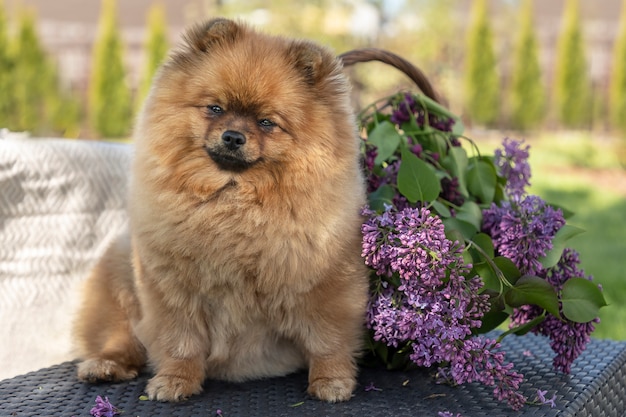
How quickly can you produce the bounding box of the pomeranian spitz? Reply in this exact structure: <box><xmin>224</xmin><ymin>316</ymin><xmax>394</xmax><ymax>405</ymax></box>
<box><xmin>73</xmin><ymin>18</ymin><xmax>368</xmax><ymax>403</ymax></box>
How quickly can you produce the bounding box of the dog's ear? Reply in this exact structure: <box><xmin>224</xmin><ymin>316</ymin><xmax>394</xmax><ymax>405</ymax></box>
<box><xmin>287</xmin><ymin>41</ymin><xmax>338</xmax><ymax>86</ymax></box>
<box><xmin>183</xmin><ymin>18</ymin><xmax>243</xmax><ymax>53</ymax></box>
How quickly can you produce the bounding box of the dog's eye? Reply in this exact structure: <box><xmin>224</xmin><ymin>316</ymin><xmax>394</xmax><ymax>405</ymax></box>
<box><xmin>207</xmin><ymin>105</ymin><xmax>224</xmax><ymax>115</ymax></box>
<box><xmin>258</xmin><ymin>119</ymin><xmax>275</xmax><ymax>128</ymax></box>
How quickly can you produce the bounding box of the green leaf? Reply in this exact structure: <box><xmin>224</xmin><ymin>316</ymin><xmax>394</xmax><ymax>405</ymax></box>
<box><xmin>474</xmin><ymin>262</ymin><xmax>500</xmax><ymax>291</ymax></box>
<box><xmin>504</xmin><ymin>275</ymin><xmax>561</xmax><ymax>318</ymax></box>
<box><xmin>397</xmin><ymin>147</ymin><xmax>442</xmax><ymax>203</ymax></box>
<box><xmin>493</xmin><ymin>257</ymin><xmax>522</xmax><ymax>285</ymax></box>
<box><xmin>456</xmin><ymin>201</ymin><xmax>482</xmax><ymax>231</ymax></box>
<box><xmin>442</xmin><ymin>217</ymin><xmax>478</xmax><ymax>241</ymax></box>
<box><xmin>462</xmin><ymin>249</ymin><xmax>474</xmax><ymax>266</ymax></box>
<box><xmin>467</xmin><ymin>158</ymin><xmax>497</xmax><ymax>204</ymax></box>
<box><xmin>367</xmin><ymin>121</ymin><xmax>402</xmax><ymax>166</ymax></box>
<box><xmin>441</xmin><ymin>147</ymin><xmax>469</xmax><ymax>197</ymax></box>
<box><xmin>493</xmin><ymin>182</ymin><xmax>506</xmax><ymax>205</ymax></box>
<box><xmin>476</xmin><ymin>310</ymin><xmax>509</xmax><ymax>333</ymax></box>
<box><xmin>447</xmin><ymin>228</ymin><xmax>467</xmax><ymax>247</ymax></box>
<box><xmin>473</xmin><ymin>256</ymin><xmax>521</xmax><ymax>292</ymax></box>
<box><xmin>470</xmin><ymin>233</ymin><xmax>494</xmax><ymax>259</ymax></box>
<box><xmin>420</xmin><ymin>129</ymin><xmax>447</xmax><ymax>156</ymax></box>
<box><xmin>416</xmin><ymin>93</ymin><xmax>460</xmax><ymax>122</ymax></box>
<box><xmin>431</xmin><ymin>200</ymin><xmax>451</xmax><ymax>218</ymax></box>
<box><xmin>451</xmin><ymin>118</ymin><xmax>465</xmax><ymax>137</ymax></box>
<box><xmin>561</xmin><ymin>277</ymin><xmax>608</xmax><ymax>323</ymax></box>
<box><xmin>368</xmin><ymin>185</ymin><xmax>395</xmax><ymax>212</ymax></box>
<box><xmin>539</xmin><ymin>225</ymin><xmax>585</xmax><ymax>269</ymax></box>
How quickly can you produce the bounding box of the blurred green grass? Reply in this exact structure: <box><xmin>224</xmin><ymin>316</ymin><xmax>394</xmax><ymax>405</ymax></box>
<box><xmin>474</xmin><ymin>131</ymin><xmax>626</xmax><ymax>340</ymax></box>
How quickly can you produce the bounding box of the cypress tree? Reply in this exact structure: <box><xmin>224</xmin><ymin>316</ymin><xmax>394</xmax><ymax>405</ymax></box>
<box><xmin>11</xmin><ymin>10</ymin><xmax>52</xmax><ymax>133</ymax></box>
<box><xmin>0</xmin><ymin>0</ymin><xmax>12</xmax><ymax>129</ymax></box>
<box><xmin>89</xmin><ymin>0</ymin><xmax>132</xmax><ymax>138</ymax></box>
<box><xmin>136</xmin><ymin>3</ymin><xmax>169</xmax><ymax>110</ymax></box>
<box><xmin>509</xmin><ymin>0</ymin><xmax>545</xmax><ymax>131</ymax></box>
<box><xmin>464</xmin><ymin>0</ymin><xmax>500</xmax><ymax>127</ymax></box>
<box><xmin>553</xmin><ymin>0</ymin><xmax>590</xmax><ymax>128</ymax></box>
<box><xmin>47</xmin><ymin>62</ymin><xmax>83</xmax><ymax>137</ymax></box>
<box><xmin>610</xmin><ymin>0</ymin><xmax>626</xmax><ymax>134</ymax></box>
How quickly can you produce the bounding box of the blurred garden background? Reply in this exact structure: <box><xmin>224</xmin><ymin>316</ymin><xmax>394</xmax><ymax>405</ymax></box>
<box><xmin>1</xmin><ymin>0</ymin><xmax>625</xmax><ymax>339</ymax></box>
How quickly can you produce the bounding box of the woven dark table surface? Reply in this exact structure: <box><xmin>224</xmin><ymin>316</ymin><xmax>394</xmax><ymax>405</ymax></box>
<box><xmin>1</xmin><ymin>332</ymin><xmax>625</xmax><ymax>417</ymax></box>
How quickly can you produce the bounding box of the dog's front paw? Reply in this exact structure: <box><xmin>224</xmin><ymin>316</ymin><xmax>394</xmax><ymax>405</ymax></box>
<box><xmin>307</xmin><ymin>376</ymin><xmax>356</xmax><ymax>402</ymax></box>
<box><xmin>145</xmin><ymin>374</ymin><xmax>203</xmax><ymax>402</ymax></box>
<box><xmin>77</xmin><ymin>358</ymin><xmax>139</xmax><ymax>383</ymax></box>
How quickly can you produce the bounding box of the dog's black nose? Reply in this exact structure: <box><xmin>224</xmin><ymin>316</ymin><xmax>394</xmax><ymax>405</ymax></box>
<box><xmin>222</xmin><ymin>130</ymin><xmax>246</xmax><ymax>151</ymax></box>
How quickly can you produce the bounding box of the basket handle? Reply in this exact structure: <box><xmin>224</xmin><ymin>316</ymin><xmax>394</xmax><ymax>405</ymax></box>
<box><xmin>339</xmin><ymin>48</ymin><xmax>441</xmax><ymax>104</ymax></box>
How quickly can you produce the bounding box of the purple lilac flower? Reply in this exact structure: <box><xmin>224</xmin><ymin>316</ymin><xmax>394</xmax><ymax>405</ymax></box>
<box><xmin>435</xmin><ymin>337</ymin><xmax>526</xmax><ymax>410</ymax></box>
<box><xmin>366</xmin><ymin>93</ymin><xmax>456</xmax><ymax>209</ymax></box>
<box><xmin>364</xmin><ymin>144</ymin><xmax>377</xmax><ymax>173</ymax></box>
<box><xmin>536</xmin><ymin>389</ymin><xmax>557</xmax><ymax>408</ymax></box>
<box><xmin>362</xmin><ymin>206</ymin><xmax>525</xmax><ymax>409</ymax></box>
<box><xmin>90</xmin><ymin>396</ymin><xmax>120</xmax><ymax>417</ymax></box>
<box><xmin>482</xmin><ymin>195</ymin><xmax>565</xmax><ymax>275</ymax></box>
<box><xmin>364</xmin><ymin>382</ymin><xmax>383</xmax><ymax>392</ymax></box>
<box><xmin>390</xmin><ymin>93</ymin><xmax>415</xmax><ymax>125</ymax></box>
<box><xmin>494</xmin><ymin>138</ymin><xmax>531</xmax><ymax>200</ymax></box>
<box><xmin>411</xmin><ymin>142</ymin><xmax>423</xmax><ymax>156</ymax></box>
<box><xmin>364</xmin><ymin>144</ymin><xmax>406</xmax><ymax>207</ymax></box>
<box><xmin>440</xmin><ymin>177</ymin><xmax>465</xmax><ymax>206</ymax></box>
<box><xmin>511</xmin><ymin>249</ymin><xmax>598</xmax><ymax>373</ymax></box>
<box><xmin>438</xmin><ymin>412</ymin><xmax>463</xmax><ymax>417</ymax></box>
<box><xmin>391</xmin><ymin>93</ymin><xmax>455</xmax><ymax>132</ymax></box>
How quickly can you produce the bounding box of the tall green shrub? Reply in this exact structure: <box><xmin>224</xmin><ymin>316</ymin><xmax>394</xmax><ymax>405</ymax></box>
<box><xmin>136</xmin><ymin>3</ymin><xmax>169</xmax><ymax>110</ymax></box>
<box><xmin>610</xmin><ymin>0</ymin><xmax>626</xmax><ymax>135</ymax></box>
<box><xmin>11</xmin><ymin>10</ymin><xmax>52</xmax><ymax>133</ymax></box>
<box><xmin>0</xmin><ymin>0</ymin><xmax>13</xmax><ymax>128</ymax></box>
<box><xmin>509</xmin><ymin>0</ymin><xmax>545</xmax><ymax>131</ymax></box>
<box><xmin>464</xmin><ymin>0</ymin><xmax>499</xmax><ymax>127</ymax></box>
<box><xmin>553</xmin><ymin>0</ymin><xmax>590</xmax><ymax>128</ymax></box>
<box><xmin>47</xmin><ymin>63</ymin><xmax>83</xmax><ymax>137</ymax></box>
<box><xmin>89</xmin><ymin>0</ymin><xmax>132</xmax><ymax>138</ymax></box>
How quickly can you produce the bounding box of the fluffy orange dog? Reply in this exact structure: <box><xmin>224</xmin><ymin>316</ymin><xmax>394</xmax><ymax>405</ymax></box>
<box><xmin>73</xmin><ymin>18</ymin><xmax>368</xmax><ymax>403</ymax></box>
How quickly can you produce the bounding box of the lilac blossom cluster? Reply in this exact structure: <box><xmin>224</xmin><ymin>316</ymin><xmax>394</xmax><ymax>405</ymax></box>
<box><xmin>364</xmin><ymin>92</ymin><xmax>464</xmax><ymax>211</ymax></box>
<box><xmin>493</xmin><ymin>138</ymin><xmax>531</xmax><ymax>200</ymax></box>
<box><xmin>482</xmin><ymin>195</ymin><xmax>565</xmax><ymax>276</ymax></box>
<box><xmin>510</xmin><ymin>249</ymin><xmax>598</xmax><ymax>373</ymax></box>
<box><xmin>362</xmin><ymin>206</ymin><xmax>526</xmax><ymax>410</ymax></box>
<box><xmin>484</xmin><ymin>139</ymin><xmax>597</xmax><ymax>374</ymax></box>
<box><xmin>435</xmin><ymin>337</ymin><xmax>525</xmax><ymax>410</ymax></box>
<box><xmin>391</xmin><ymin>93</ymin><xmax>456</xmax><ymax>132</ymax></box>
<box><xmin>361</xmin><ymin>93</ymin><xmax>602</xmax><ymax>410</ymax></box>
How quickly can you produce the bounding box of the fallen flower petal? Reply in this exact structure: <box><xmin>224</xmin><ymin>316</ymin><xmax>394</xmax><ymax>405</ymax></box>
<box><xmin>536</xmin><ymin>389</ymin><xmax>557</xmax><ymax>408</ymax></box>
<box><xmin>536</xmin><ymin>389</ymin><xmax>547</xmax><ymax>403</ymax></box>
<box><xmin>364</xmin><ymin>382</ymin><xmax>382</xmax><ymax>392</ymax></box>
<box><xmin>438</xmin><ymin>411</ymin><xmax>462</xmax><ymax>417</ymax></box>
<box><xmin>90</xmin><ymin>396</ymin><xmax>120</xmax><ymax>417</ymax></box>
